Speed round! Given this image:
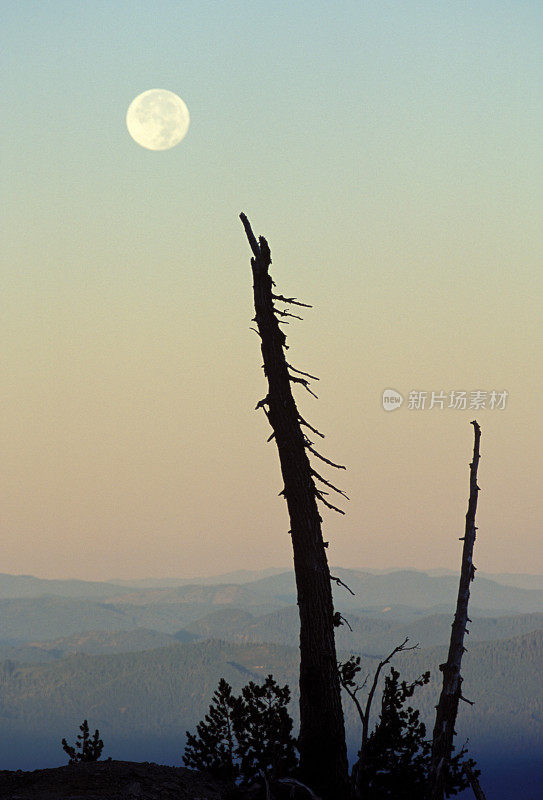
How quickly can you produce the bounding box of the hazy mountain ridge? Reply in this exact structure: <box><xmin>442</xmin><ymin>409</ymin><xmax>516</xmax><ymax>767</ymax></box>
<box><xmin>101</xmin><ymin>583</ymin><xmax>281</xmax><ymax>609</ymax></box>
<box><xmin>158</xmin><ymin>567</ymin><xmax>543</xmax><ymax>593</ymax></box>
<box><xmin>0</xmin><ymin>628</ymin><xmax>198</xmax><ymax>664</ymax></box>
<box><xmin>478</xmin><ymin>572</ymin><xmax>543</xmax><ymax>591</ymax></box>
<box><xmin>186</xmin><ymin>605</ymin><xmax>543</xmax><ymax>653</ymax></box>
<box><xmin>1</xmin><ymin>567</ymin><xmax>542</xmax><ymax>647</ymax></box>
<box><xmin>0</xmin><ymin>574</ymin><xmax>133</xmax><ymax>600</ymax></box>
<box><xmin>241</xmin><ymin>568</ymin><xmax>543</xmax><ymax>613</ymax></box>
<box><xmin>3</xmin><ymin>567</ymin><xmax>542</xmax><ymax>602</ymax></box>
<box><xmin>0</xmin><ymin>594</ymin><xmax>283</xmax><ymax>643</ymax></box>
<box><xmin>108</xmin><ymin>567</ymin><xmax>289</xmax><ymax>589</ymax></box>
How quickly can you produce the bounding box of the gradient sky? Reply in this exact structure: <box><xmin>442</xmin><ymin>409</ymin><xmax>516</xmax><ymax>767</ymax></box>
<box><xmin>2</xmin><ymin>1</ymin><xmax>542</xmax><ymax>580</ymax></box>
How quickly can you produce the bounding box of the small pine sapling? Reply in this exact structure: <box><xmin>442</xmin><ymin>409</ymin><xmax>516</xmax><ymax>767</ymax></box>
<box><xmin>183</xmin><ymin>678</ymin><xmax>240</xmax><ymax>783</ymax></box>
<box><xmin>61</xmin><ymin>719</ymin><xmax>104</xmax><ymax>764</ymax></box>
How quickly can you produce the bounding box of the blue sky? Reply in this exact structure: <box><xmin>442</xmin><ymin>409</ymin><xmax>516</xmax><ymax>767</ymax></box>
<box><xmin>2</xmin><ymin>1</ymin><xmax>542</xmax><ymax>578</ymax></box>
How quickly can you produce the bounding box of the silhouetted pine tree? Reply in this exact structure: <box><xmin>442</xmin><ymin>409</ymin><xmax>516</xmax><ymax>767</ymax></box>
<box><xmin>183</xmin><ymin>678</ymin><xmax>240</xmax><ymax>783</ymax></box>
<box><xmin>61</xmin><ymin>719</ymin><xmax>103</xmax><ymax>764</ymax></box>
<box><xmin>183</xmin><ymin>675</ymin><xmax>298</xmax><ymax>789</ymax></box>
<box><xmin>235</xmin><ymin>675</ymin><xmax>298</xmax><ymax>785</ymax></box>
<box><xmin>357</xmin><ymin>667</ymin><xmax>431</xmax><ymax>798</ymax></box>
<box><xmin>355</xmin><ymin>668</ymin><xmax>476</xmax><ymax>799</ymax></box>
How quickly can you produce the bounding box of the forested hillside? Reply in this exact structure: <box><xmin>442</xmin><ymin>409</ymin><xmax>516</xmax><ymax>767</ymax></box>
<box><xmin>0</xmin><ymin>628</ymin><xmax>197</xmax><ymax>664</ymax></box>
<box><xmin>186</xmin><ymin>605</ymin><xmax>543</xmax><ymax>652</ymax></box>
<box><xmin>0</xmin><ymin>633</ymin><xmax>541</xmax><ymax>794</ymax></box>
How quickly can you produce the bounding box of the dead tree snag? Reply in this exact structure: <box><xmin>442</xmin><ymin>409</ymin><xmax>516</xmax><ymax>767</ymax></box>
<box><xmin>430</xmin><ymin>420</ymin><xmax>482</xmax><ymax>800</ymax></box>
<box><xmin>240</xmin><ymin>213</ymin><xmax>350</xmax><ymax>800</ymax></box>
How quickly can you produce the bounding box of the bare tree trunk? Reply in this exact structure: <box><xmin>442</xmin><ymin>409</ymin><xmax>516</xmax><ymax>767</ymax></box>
<box><xmin>430</xmin><ymin>420</ymin><xmax>482</xmax><ymax>800</ymax></box>
<box><xmin>240</xmin><ymin>213</ymin><xmax>350</xmax><ymax>800</ymax></box>
<box><xmin>464</xmin><ymin>763</ymin><xmax>487</xmax><ymax>800</ymax></box>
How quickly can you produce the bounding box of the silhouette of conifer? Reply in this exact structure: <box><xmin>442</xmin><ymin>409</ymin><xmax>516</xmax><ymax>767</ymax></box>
<box><xmin>355</xmin><ymin>668</ymin><xmax>476</xmax><ymax>799</ymax></box>
<box><xmin>61</xmin><ymin>719</ymin><xmax>103</xmax><ymax>764</ymax></box>
<box><xmin>183</xmin><ymin>675</ymin><xmax>298</xmax><ymax>788</ymax></box>
<box><xmin>183</xmin><ymin>678</ymin><xmax>240</xmax><ymax>783</ymax></box>
<box><xmin>234</xmin><ymin>674</ymin><xmax>298</xmax><ymax>785</ymax></box>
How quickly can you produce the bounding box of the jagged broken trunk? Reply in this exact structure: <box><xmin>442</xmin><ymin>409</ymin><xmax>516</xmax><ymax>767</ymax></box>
<box><xmin>430</xmin><ymin>420</ymin><xmax>482</xmax><ymax>800</ymax></box>
<box><xmin>240</xmin><ymin>214</ymin><xmax>350</xmax><ymax>800</ymax></box>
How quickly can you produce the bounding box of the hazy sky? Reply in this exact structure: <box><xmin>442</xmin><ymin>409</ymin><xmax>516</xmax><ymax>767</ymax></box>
<box><xmin>2</xmin><ymin>1</ymin><xmax>542</xmax><ymax>580</ymax></box>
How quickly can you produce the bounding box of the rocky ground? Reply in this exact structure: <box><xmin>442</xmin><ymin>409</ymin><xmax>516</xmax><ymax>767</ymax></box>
<box><xmin>0</xmin><ymin>760</ymin><xmax>229</xmax><ymax>800</ymax></box>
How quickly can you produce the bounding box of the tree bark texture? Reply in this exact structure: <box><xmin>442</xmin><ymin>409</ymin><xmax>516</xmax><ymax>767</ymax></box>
<box><xmin>430</xmin><ymin>420</ymin><xmax>482</xmax><ymax>800</ymax></box>
<box><xmin>240</xmin><ymin>213</ymin><xmax>350</xmax><ymax>800</ymax></box>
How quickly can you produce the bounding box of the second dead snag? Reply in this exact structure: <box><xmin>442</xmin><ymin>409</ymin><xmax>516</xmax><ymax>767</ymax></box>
<box><xmin>430</xmin><ymin>420</ymin><xmax>482</xmax><ymax>800</ymax></box>
<box><xmin>240</xmin><ymin>213</ymin><xmax>350</xmax><ymax>800</ymax></box>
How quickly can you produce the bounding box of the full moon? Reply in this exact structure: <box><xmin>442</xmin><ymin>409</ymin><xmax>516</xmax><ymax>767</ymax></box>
<box><xmin>126</xmin><ymin>89</ymin><xmax>190</xmax><ymax>151</ymax></box>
